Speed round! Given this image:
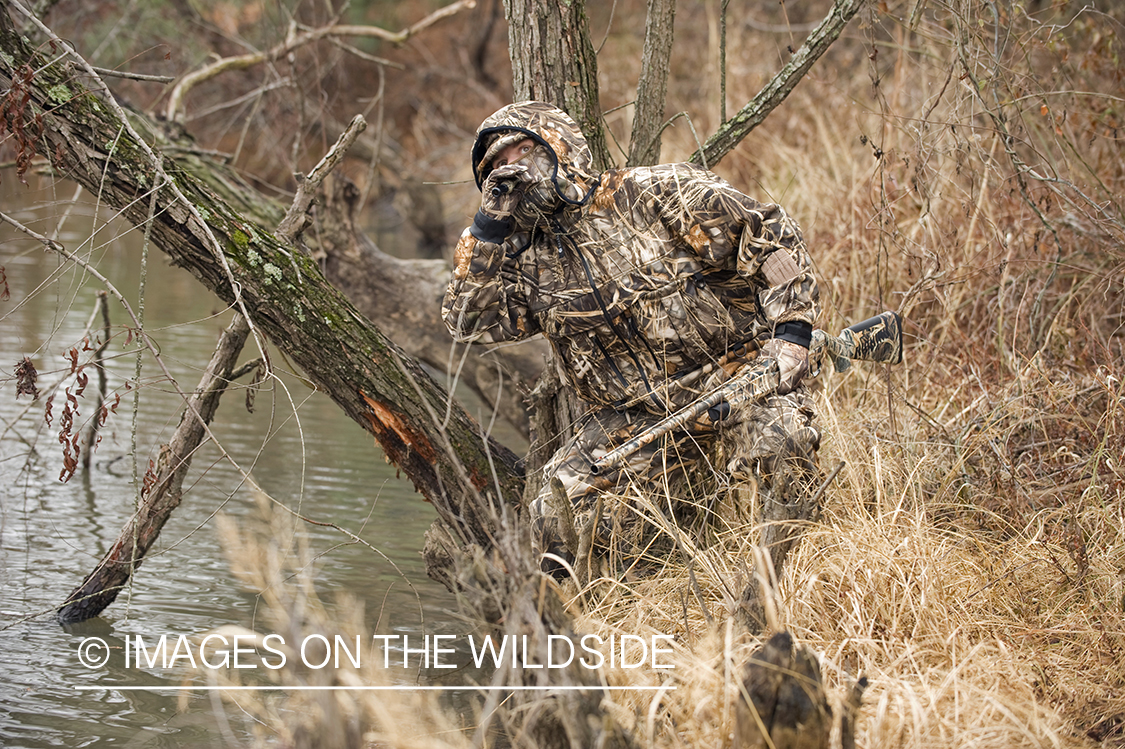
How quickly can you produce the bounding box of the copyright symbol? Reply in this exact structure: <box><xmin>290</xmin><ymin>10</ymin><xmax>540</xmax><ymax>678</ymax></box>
<box><xmin>78</xmin><ymin>637</ymin><xmax>111</xmax><ymax>669</ymax></box>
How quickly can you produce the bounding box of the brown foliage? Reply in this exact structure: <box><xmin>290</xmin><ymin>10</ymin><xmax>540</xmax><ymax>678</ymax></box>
<box><xmin>13</xmin><ymin>356</ymin><xmax>39</xmax><ymax>399</ymax></box>
<box><xmin>0</xmin><ymin>61</ymin><xmax>43</xmax><ymax>184</ymax></box>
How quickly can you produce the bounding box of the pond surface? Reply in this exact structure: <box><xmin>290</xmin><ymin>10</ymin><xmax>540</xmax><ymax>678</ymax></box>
<box><xmin>1</xmin><ymin>178</ymin><xmax>505</xmax><ymax>747</ymax></box>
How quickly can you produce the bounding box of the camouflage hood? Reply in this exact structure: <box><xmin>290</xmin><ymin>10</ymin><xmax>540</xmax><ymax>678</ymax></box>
<box><xmin>471</xmin><ymin>101</ymin><xmax>600</xmax><ymax>212</ymax></box>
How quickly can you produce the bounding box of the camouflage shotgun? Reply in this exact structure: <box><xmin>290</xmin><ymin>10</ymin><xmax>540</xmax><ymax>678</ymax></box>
<box><xmin>588</xmin><ymin>311</ymin><xmax>904</xmax><ymax>475</ymax></box>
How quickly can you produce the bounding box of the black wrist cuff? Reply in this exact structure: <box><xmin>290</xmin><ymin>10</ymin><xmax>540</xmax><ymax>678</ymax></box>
<box><xmin>469</xmin><ymin>210</ymin><xmax>513</xmax><ymax>244</ymax></box>
<box><xmin>774</xmin><ymin>320</ymin><xmax>813</xmax><ymax>348</ymax></box>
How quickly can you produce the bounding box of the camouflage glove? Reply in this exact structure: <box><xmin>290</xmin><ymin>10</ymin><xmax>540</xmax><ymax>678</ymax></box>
<box><xmin>470</xmin><ymin>164</ymin><xmax>533</xmax><ymax>243</ymax></box>
<box><xmin>760</xmin><ymin>337</ymin><xmax>809</xmax><ymax>395</ymax></box>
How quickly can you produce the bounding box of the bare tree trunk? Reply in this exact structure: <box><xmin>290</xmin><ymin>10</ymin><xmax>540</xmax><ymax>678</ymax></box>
<box><xmin>503</xmin><ymin>0</ymin><xmax>612</xmax><ymax>171</ymax></box>
<box><xmin>628</xmin><ymin>0</ymin><xmax>676</xmax><ymax>167</ymax></box>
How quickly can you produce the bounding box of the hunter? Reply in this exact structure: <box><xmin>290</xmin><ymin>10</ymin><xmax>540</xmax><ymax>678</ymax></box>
<box><xmin>442</xmin><ymin>101</ymin><xmax>821</xmax><ymax>571</ymax></box>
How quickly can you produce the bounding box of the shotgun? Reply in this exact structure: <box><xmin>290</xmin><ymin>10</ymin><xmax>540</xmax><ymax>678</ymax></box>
<box><xmin>588</xmin><ymin>311</ymin><xmax>904</xmax><ymax>475</ymax></box>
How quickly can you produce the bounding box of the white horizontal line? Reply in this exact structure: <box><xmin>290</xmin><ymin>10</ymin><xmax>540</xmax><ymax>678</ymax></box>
<box><xmin>74</xmin><ymin>685</ymin><xmax>674</xmax><ymax>692</ymax></box>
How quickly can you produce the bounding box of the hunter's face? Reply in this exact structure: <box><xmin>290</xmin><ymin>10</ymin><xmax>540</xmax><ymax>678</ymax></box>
<box><xmin>491</xmin><ymin>138</ymin><xmax>536</xmax><ymax>171</ymax></box>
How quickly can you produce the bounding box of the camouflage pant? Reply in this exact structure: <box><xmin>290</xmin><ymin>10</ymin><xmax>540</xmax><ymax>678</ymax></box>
<box><xmin>530</xmin><ymin>386</ymin><xmax>820</xmax><ymax>569</ymax></box>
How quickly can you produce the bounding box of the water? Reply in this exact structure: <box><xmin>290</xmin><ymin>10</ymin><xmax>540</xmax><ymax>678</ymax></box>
<box><xmin>0</xmin><ymin>178</ymin><xmax>490</xmax><ymax>747</ymax></box>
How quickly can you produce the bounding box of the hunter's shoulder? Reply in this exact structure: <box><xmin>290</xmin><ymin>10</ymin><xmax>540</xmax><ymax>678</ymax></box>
<box><xmin>601</xmin><ymin>162</ymin><xmax>717</xmax><ymax>185</ymax></box>
<box><xmin>591</xmin><ymin>164</ymin><xmax>732</xmax><ymax>208</ymax></box>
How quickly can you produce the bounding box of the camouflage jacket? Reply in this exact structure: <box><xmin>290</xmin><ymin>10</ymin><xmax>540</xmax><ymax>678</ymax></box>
<box><xmin>443</xmin><ymin>102</ymin><xmax>820</xmax><ymax>414</ymax></box>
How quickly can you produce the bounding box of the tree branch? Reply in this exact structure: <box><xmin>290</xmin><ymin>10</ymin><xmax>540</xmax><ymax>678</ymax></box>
<box><xmin>12</xmin><ymin>0</ymin><xmax>272</xmax><ymax>370</ymax></box>
<box><xmin>690</xmin><ymin>0</ymin><xmax>865</xmax><ymax>169</ymax></box>
<box><xmin>164</xmin><ymin>0</ymin><xmax>476</xmax><ymax>122</ymax></box>
<box><xmin>91</xmin><ymin>66</ymin><xmax>174</xmax><ymax>83</ymax></box>
<box><xmin>276</xmin><ymin>114</ymin><xmax>366</xmax><ymax>243</ymax></box>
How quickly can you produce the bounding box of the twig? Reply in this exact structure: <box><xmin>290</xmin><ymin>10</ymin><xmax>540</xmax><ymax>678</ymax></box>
<box><xmin>80</xmin><ymin>291</ymin><xmax>111</xmax><ymax>472</ymax></box>
<box><xmin>810</xmin><ymin>460</ymin><xmax>846</xmax><ymax>508</ymax></box>
<box><xmin>276</xmin><ymin>114</ymin><xmax>367</xmax><ymax>243</ymax></box>
<box><xmin>182</xmin><ymin>78</ymin><xmax>292</xmax><ymax>123</ymax></box>
<box><xmin>326</xmin><ymin>37</ymin><xmax>404</xmax><ymax>69</ymax></box>
<box><xmin>90</xmin><ymin>66</ymin><xmax>174</xmax><ymax>83</ymax></box>
<box><xmin>687</xmin><ymin>557</ymin><xmax>713</xmax><ymax>625</ymax></box>
<box><xmin>356</xmin><ymin>64</ymin><xmax>387</xmax><ymax>214</ymax></box>
<box><xmin>164</xmin><ymin>0</ymin><xmax>476</xmax><ymax>122</ymax></box>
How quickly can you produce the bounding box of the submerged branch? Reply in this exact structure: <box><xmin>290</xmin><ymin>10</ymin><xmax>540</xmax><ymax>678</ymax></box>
<box><xmin>57</xmin><ymin>314</ymin><xmax>252</xmax><ymax>623</ymax></box>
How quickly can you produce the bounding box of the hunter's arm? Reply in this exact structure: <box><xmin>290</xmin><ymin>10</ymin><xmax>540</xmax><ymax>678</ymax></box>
<box><xmin>442</xmin><ymin>228</ymin><xmax>539</xmax><ymax>343</ymax></box>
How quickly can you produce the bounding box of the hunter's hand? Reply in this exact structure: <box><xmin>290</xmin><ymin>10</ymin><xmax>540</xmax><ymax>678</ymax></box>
<box><xmin>469</xmin><ymin>164</ymin><xmax>533</xmax><ymax>244</ymax></box>
<box><xmin>481</xmin><ymin>164</ymin><xmax>532</xmax><ymax>221</ymax></box>
<box><xmin>761</xmin><ymin>338</ymin><xmax>808</xmax><ymax>395</ymax></box>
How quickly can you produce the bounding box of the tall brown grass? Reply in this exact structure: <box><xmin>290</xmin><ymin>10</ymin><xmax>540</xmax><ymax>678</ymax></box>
<box><xmin>193</xmin><ymin>494</ymin><xmax>474</xmax><ymax>748</ymax></box>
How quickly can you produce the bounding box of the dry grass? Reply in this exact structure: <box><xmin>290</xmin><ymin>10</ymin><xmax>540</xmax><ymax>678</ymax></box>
<box><xmin>551</xmin><ymin>371</ymin><xmax>1124</xmax><ymax>748</ymax></box>
<box><xmin>210</xmin><ymin>401</ymin><xmax>1124</xmax><ymax>747</ymax></box>
<box><xmin>581</xmin><ymin>3</ymin><xmax>1125</xmax><ymax>744</ymax></box>
<box><xmin>191</xmin><ymin>493</ymin><xmax>474</xmax><ymax>749</ymax></box>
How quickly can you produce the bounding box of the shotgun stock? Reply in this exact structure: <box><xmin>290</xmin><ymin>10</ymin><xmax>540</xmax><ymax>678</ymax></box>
<box><xmin>809</xmin><ymin>310</ymin><xmax>903</xmax><ymax>375</ymax></box>
<box><xmin>588</xmin><ymin>311</ymin><xmax>904</xmax><ymax>476</ymax></box>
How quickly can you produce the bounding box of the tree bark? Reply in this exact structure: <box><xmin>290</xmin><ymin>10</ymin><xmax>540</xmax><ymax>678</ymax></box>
<box><xmin>627</xmin><ymin>0</ymin><xmax>676</xmax><ymax>167</ymax></box>
<box><xmin>503</xmin><ymin>0</ymin><xmax>613</xmax><ymax>171</ymax></box>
